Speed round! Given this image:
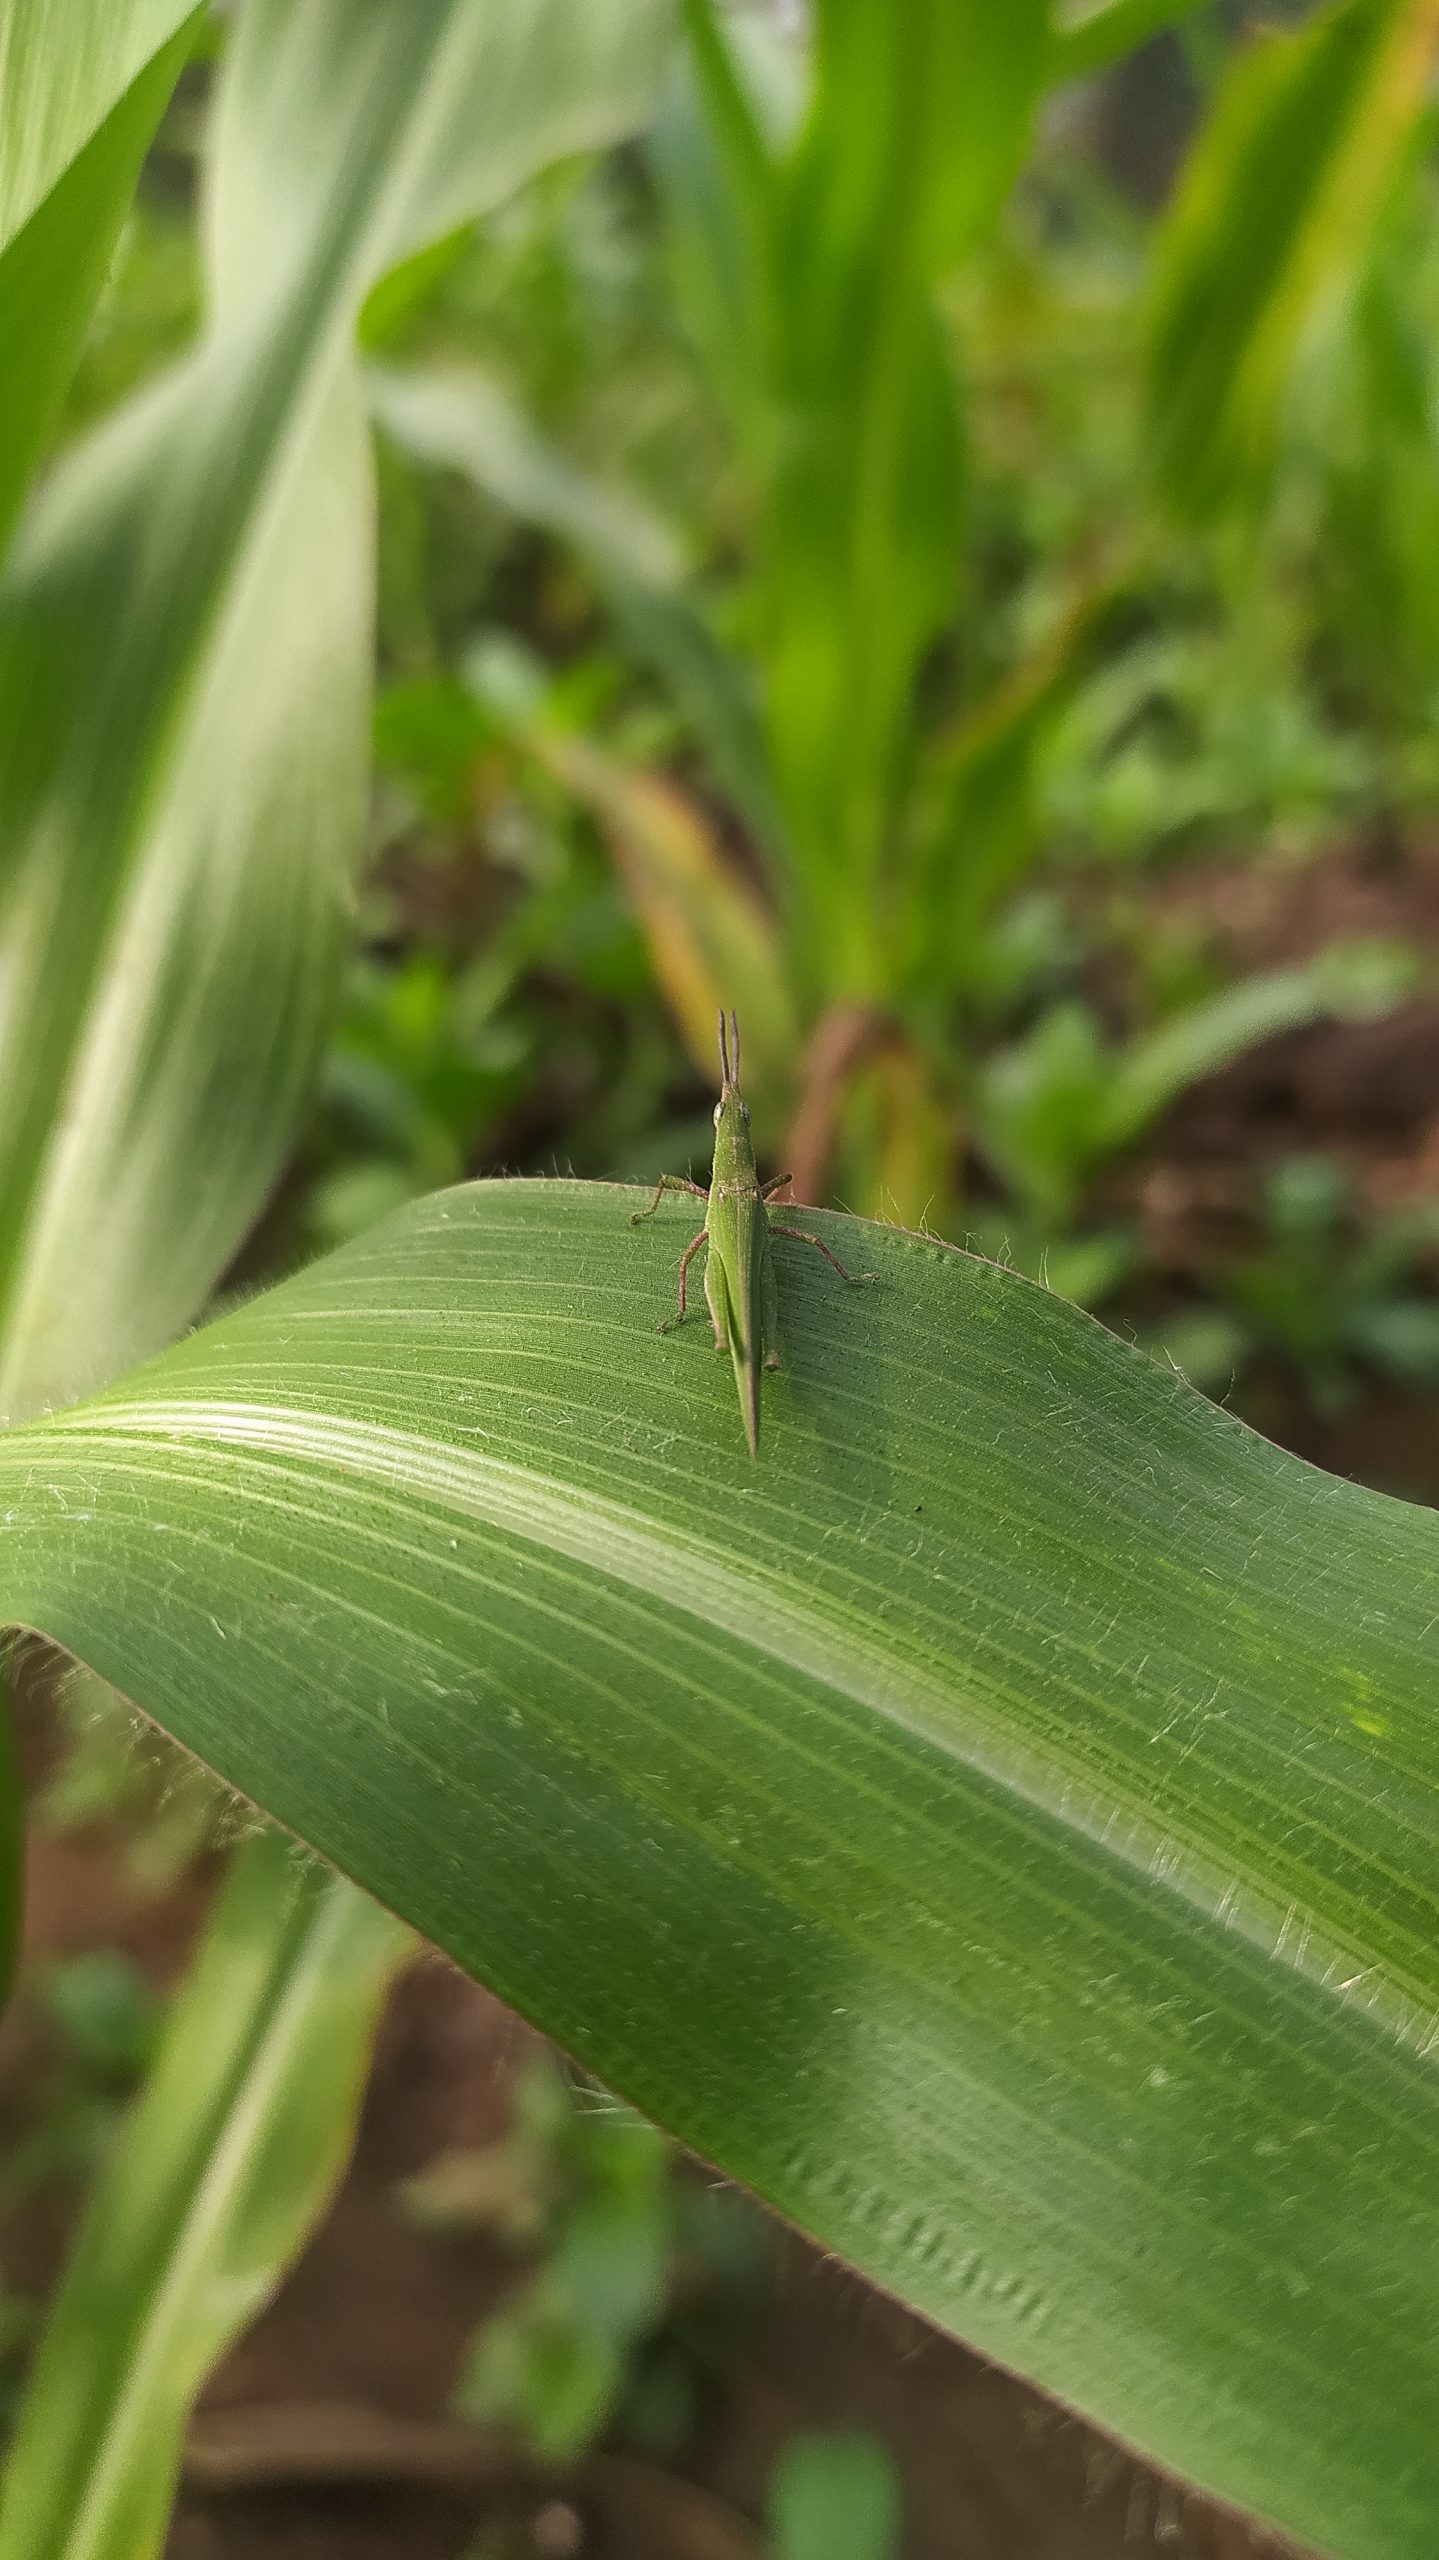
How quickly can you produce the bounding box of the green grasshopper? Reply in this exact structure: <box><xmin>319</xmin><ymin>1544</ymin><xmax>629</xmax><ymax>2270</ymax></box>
<box><xmin>631</xmin><ymin>1010</ymin><xmax>874</xmax><ymax>1457</ymax></box>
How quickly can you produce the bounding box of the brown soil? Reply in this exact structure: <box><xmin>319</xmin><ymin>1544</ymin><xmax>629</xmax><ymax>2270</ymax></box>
<box><xmin>1143</xmin><ymin>834</ymin><xmax>1439</xmax><ymax>1229</ymax></box>
<box><xmin>7</xmin><ymin>835</ymin><xmax>1439</xmax><ymax>2560</ymax></box>
<box><xmin>1121</xmin><ymin>837</ymin><xmax>1439</xmax><ymax>1501</ymax></box>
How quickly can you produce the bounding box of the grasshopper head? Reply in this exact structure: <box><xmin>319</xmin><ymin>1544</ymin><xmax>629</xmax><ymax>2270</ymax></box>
<box><xmin>711</xmin><ymin>1008</ymin><xmax>753</xmax><ymax>1182</ymax></box>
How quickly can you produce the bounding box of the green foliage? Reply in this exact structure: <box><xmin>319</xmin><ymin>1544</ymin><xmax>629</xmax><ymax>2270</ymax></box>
<box><xmin>0</xmin><ymin>1950</ymin><xmax>163</xmax><ymax>2214</ymax></box>
<box><xmin>978</xmin><ymin>935</ymin><xmax>1422</xmax><ymax>1224</ymax></box>
<box><xmin>0</xmin><ymin>5</ymin><xmax>680</xmax><ymax>2552</ymax></box>
<box><xmin>768</xmin><ymin>2430</ymin><xmax>902</xmax><ymax>2560</ymax></box>
<box><xmin>1163</xmin><ymin>1152</ymin><xmax>1439</xmax><ymax>1413</ymax></box>
<box><xmin>37</xmin><ymin>1665</ymin><xmax>222</xmax><ymax>1892</ymax></box>
<box><xmin>1147</xmin><ymin>0</ymin><xmax>1439</xmax><ymax>516</ymax></box>
<box><xmin>0</xmin><ymin>1831</ymin><xmax>407</xmax><ymax>2560</ymax></box>
<box><xmin>6</xmin><ymin>4</ymin><xmax>1439</xmax><ymax>2556</ymax></box>
<box><xmin>750</xmin><ymin>0</ymin><xmax>1046</xmax><ymax>972</ymax></box>
<box><xmin>448</xmin><ymin>2061</ymin><xmax>676</xmax><ymax>2462</ymax></box>
<box><xmin>655</xmin><ymin>0</ymin><xmax>1053</xmax><ymax>992</ymax></box>
<box><xmin>37</xmin><ymin>1952</ymin><xmax>163</xmax><ymax>2086</ymax></box>
<box><xmin>0</xmin><ymin>1183</ymin><xmax>1433</xmax><ymax>2555</ymax></box>
<box><xmin>0</xmin><ymin>8</ymin><xmax>200</xmax><ymax>555</ymax></box>
<box><xmin>408</xmin><ymin>2052</ymin><xmax>770</xmax><ymax>2467</ymax></box>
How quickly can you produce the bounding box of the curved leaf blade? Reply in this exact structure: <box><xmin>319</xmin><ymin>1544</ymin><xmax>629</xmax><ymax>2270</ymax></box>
<box><xmin>1147</xmin><ymin>0</ymin><xmax>1439</xmax><ymax>517</ymax></box>
<box><xmin>0</xmin><ymin>12</ymin><xmax>200</xmax><ymax>561</ymax></box>
<box><xmin>0</xmin><ymin>1180</ymin><xmax>1432</xmax><ymax>2558</ymax></box>
<box><xmin>0</xmin><ymin>0</ymin><xmax>196</xmax><ymax>257</ymax></box>
<box><xmin>208</xmin><ymin>0</ymin><xmax>674</xmax><ymax>315</ymax></box>
<box><xmin>0</xmin><ymin>0</ymin><xmax>674</xmax><ymax>1425</ymax></box>
<box><xmin>0</xmin><ymin>1828</ymin><xmax>406</xmax><ymax>2560</ymax></box>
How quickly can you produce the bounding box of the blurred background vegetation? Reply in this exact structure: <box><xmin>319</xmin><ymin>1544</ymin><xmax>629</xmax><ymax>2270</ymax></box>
<box><xmin>10</xmin><ymin>0</ymin><xmax>1439</xmax><ymax>2551</ymax></box>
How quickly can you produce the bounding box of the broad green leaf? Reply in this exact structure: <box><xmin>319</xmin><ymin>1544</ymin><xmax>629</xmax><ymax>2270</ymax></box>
<box><xmin>0</xmin><ymin>0</ymin><xmax>674</xmax><ymax>1428</ymax></box>
<box><xmin>0</xmin><ymin>0</ymin><xmax>196</xmax><ymax>257</ymax></box>
<box><xmin>1147</xmin><ymin>0</ymin><xmax>1439</xmax><ymax>517</ymax></box>
<box><xmin>0</xmin><ymin>0</ymin><xmax>205</xmax><ymax>2011</ymax></box>
<box><xmin>0</xmin><ymin>1180</ymin><xmax>1435</xmax><ymax>2560</ymax></box>
<box><xmin>207</xmin><ymin>0</ymin><xmax>674</xmax><ymax>320</ymax></box>
<box><xmin>0</xmin><ymin>12</ymin><xmax>200</xmax><ymax>560</ymax></box>
<box><xmin>0</xmin><ymin>1826</ymin><xmax>407</xmax><ymax>2560</ymax></box>
<box><xmin>0</xmin><ymin>355</ymin><xmax>373</xmax><ymax>1424</ymax></box>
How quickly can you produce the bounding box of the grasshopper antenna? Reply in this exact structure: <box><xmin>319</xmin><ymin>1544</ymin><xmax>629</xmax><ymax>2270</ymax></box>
<box><xmin>729</xmin><ymin>1009</ymin><xmax>741</xmax><ymax>1084</ymax></box>
<box><xmin>718</xmin><ymin>1008</ymin><xmax>731</xmax><ymax>1085</ymax></box>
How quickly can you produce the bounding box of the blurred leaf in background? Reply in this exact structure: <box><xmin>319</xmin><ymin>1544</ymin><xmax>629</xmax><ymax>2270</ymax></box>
<box><xmin>1160</xmin><ymin>1151</ymin><xmax>1439</xmax><ymax>1411</ymax></box>
<box><xmin>0</xmin><ymin>0</ymin><xmax>202</xmax><ymax>552</ymax></box>
<box><xmin>1147</xmin><ymin>0</ymin><xmax>1439</xmax><ymax>517</ymax></box>
<box><xmin>768</xmin><ymin>2429</ymin><xmax>902</xmax><ymax>2560</ymax></box>
<box><xmin>448</xmin><ymin>2064</ymin><xmax>676</xmax><ymax>2465</ymax></box>
<box><xmin>0</xmin><ymin>1832</ymin><xmax>408</xmax><ymax>2560</ymax></box>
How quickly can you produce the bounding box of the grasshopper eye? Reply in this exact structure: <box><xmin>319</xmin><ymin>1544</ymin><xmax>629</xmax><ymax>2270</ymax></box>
<box><xmin>742</xmin><ymin>1103</ymin><xmax>750</xmax><ymax>1122</ymax></box>
<box><xmin>713</xmin><ymin>1102</ymin><xmax>723</xmax><ymax>1125</ymax></box>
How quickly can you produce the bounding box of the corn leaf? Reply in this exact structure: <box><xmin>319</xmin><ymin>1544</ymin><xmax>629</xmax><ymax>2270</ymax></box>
<box><xmin>0</xmin><ymin>6</ymin><xmax>201</xmax><ymax>559</ymax></box>
<box><xmin>0</xmin><ymin>0</ymin><xmax>197</xmax><ymax>258</ymax></box>
<box><xmin>1147</xmin><ymin>0</ymin><xmax>1439</xmax><ymax>516</ymax></box>
<box><xmin>0</xmin><ymin>0</ymin><xmax>208</xmax><ymax>2007</ymax></box>
<box><xmin>0</xmin><ymin>0</ymin><xmax>674</xmax><ymax>1428</ymax></box>
<box><xmin>0</xmin><ymin>1827</ymin><xmax>407</xmax><ymax>2560</ymax></box>
<box><xmin>752</xmin><ymin>0</ymin><xmax>1049</xmax><ymax>984</ymax></box>
<box><xmin>0</xmin><ymin>1179</ymin><xmax>1433</xmax><ymax>2560</ymax></box>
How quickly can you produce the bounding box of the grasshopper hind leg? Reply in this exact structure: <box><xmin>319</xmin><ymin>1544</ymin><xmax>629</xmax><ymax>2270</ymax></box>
<box><xmin>657</xmin><ymin>1230</ymin><xmax>708</xmax><ymax>1333</ymax></box>
<box><xmin>703</xmin><ymin>1242</ymin><xmax>730</xmax><ymax>1353</ymax></box>
<box><xmin>770</xmin><ymin>1224</ymin><xmax>876</xmax><ymax>1286</ymax></box>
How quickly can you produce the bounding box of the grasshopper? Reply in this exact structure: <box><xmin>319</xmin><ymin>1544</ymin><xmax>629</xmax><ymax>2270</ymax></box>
<box><xmin>631</xmin><ymin>1010</ymin><xmax>874</xmax><ymax>1457</ymax></box>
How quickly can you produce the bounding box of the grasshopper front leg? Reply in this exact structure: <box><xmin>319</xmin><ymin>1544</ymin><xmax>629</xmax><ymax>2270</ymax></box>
<box><xmin>630</xmin><ymin>1172</ymin><xmax>709</xmax><ymax>1226</ymax></box>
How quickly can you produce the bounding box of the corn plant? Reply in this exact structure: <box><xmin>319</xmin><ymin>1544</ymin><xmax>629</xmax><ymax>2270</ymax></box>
<box><xmin>0</xmin><ymin>9</ymin><xmax>1438</xmax><ymax>2560</ymax></box>
<box><xmin>371</xmin><ymin>0</ymin><xmax>1439</xmax><ymax>1241</ymax></box>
